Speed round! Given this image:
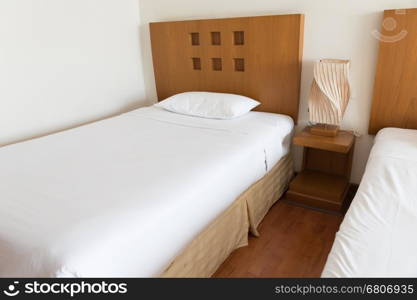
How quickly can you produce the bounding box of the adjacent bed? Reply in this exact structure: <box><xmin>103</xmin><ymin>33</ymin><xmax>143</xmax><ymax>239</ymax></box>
<box><xmin>322</xmin><ymin>128</ymin><xmax>417</xmax><ymax>277</ymax></box>
<box><xmin>0</xmin><ymin>106</ymin><xmax>294</xmax><ymax>277</ymax></box>
<box><xmin>323</xmin><ymin>9</ymin><xmax>417</xmax><ymax>277</ymax></box>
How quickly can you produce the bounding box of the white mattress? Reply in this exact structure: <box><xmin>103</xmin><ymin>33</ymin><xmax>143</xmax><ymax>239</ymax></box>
<box><xmin>322</xmin><ymin>128</ymin><xmax>417</xmax><ymax>277</ymax></box>
<box><xmin>0</xmin><ymin>106</ymin><xmax>293</xmax><ymax>277</ymax></box>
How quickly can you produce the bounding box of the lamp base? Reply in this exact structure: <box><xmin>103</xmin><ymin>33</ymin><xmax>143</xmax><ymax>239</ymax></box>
<box><xmin>310</xmin><ymin>124</ymin><xmax>339</xmax><ymax>137</ymax></box>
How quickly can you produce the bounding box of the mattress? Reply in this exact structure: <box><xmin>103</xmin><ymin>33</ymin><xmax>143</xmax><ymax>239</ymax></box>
<box><xmin>322</xmin><ymin>128</ymin><xmax>417</xmax><ymax>277</ymax></box>
<box><xmin>0</xmin><ymin>106</ymin><xmax>293</xmax><ymax>277</ymax></box>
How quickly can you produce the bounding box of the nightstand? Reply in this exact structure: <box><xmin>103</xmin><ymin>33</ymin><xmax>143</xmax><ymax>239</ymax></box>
<box><xmin>286</xmin><ymin>126</ymin><xmax>355</xmax><ymax>213</ymax></box>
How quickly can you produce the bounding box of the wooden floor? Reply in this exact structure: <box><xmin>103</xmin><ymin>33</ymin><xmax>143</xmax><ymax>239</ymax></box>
<box><xmin>213</xmin><ymin>199</ymin><xmax>343</xmax><ymax>277</ymax></box>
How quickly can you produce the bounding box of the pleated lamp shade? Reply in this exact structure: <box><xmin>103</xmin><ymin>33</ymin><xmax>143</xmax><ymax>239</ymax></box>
<box><xmin>309</xmin><ymin>59</ymin><xmax>351</xmax><ymax>126</ymax></box>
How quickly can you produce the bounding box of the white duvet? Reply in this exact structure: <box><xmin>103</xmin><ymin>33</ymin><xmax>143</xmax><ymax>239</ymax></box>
<box><xmin>322</xmin><ymin>128</ymin><xmax>417</xmax><ymax>277</ymax></box>
<box><xmin>0</xmin><ymin>106</ymin><xmax>293</xmax><ymax>277</ymax></box>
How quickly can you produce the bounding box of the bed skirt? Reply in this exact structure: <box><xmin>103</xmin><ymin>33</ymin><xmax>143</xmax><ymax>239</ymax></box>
<box><xmin>160</xmin><ymin>154</ymin><xmax>294</xmax><ymax>277</ymax></box>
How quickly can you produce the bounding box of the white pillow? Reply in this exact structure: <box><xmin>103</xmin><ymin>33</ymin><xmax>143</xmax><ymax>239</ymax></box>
<box><xmin>154</xmin><ymin>92</ymin><xmax>260</xmax><ymax>119</ymax></box>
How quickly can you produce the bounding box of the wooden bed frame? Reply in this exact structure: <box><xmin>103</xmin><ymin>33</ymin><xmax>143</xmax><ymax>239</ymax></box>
<box><xmin>150</xmin><ymin>14</ymin><xmax>304</xmax><ymax>121</ymax></box>
<box><xmin>149</xmin><ymin>14</ymin><xmax>304</xmax><ymax>277</ymax></box>
<box><xmin>369</xmin><ymin>8</ymin><xmax>417</xmax><ymax>134</ymax></box>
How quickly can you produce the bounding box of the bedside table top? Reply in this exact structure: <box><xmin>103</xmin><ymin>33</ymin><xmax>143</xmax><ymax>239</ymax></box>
<box><xmin>293</xmin><ymin>126</ymin><xmax>355</xmax><ymax>153</ymax></box>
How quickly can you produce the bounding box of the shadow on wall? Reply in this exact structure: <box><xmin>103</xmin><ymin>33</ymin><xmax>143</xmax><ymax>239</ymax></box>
<box><xmin>138</xmin><ymin>22</ymin><xmax>158</xmax><ymax>103</ymax></box>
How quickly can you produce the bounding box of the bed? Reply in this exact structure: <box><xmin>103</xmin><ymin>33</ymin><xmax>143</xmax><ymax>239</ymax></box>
<box><xmin>322</xmin><ymin>128</ymin><xmax>417</xmax><ymax>277</ymax></box>
<box><xmin>0</xmin><ymin>14</ymin><xmax>304</xmax><ymax>277</ymax></box>
<box><xmin>0</xmin><ymin>106</ymin><xmax>294</xmax><ymax>277</ymax></box>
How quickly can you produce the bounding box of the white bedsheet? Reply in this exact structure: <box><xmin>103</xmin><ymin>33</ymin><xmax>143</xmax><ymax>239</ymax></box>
<box><xmin>0</xmin><ymin>106</ymin><xmax>293</xmax><ymax>277</ymax></box>
<box><xmin>322</xmin><ymin>128</ymin><xmax>417</xmax><ymax>277</ymax></box>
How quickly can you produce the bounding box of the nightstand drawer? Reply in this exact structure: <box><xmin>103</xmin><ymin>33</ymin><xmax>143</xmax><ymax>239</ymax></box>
<box><xmin>289</xmin><ymin>170</ymin><xmax>349</xmax><ymax>201</ymax></box>
<box><xmin>286</xmin><ymin>170</ymin><xmax>349</xmax><ymax>212</ymax></box>
<box><xmin>286</xmin><ymin>191</ymin><xmax>344</xmax><ymax>212</ymax></box>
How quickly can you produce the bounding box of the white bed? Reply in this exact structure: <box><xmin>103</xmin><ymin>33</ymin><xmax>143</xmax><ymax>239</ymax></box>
<box><xmin>322</xmin><ymin>128</ymin><xmax>417</xmax><ymax>277</ymax></box>
<box><xmin>0</xmin><ymin>106</ymin><xmax>293</xmax><ymax>277</ymax></box>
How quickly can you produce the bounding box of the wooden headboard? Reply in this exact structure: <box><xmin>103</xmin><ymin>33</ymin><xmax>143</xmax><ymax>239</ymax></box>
<box><xmin>369</xmin><ymin>9</ymin><xmax>417</xmax><ymax>134</ymax></box>
<box><xmin>149</xmin><ymin>14</ymin><xmax>304</xmax><ymax>122</ymax></box>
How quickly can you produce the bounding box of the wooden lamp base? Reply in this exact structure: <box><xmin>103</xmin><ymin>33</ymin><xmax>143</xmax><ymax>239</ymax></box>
<box><xmin>310</xmin><ymin>124</ymin><xmax>339</xmax><ymax>137</ymax></box>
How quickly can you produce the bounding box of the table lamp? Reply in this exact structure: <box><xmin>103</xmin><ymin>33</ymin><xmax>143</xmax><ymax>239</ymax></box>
<box><xmin>308</xmin><ymin>59</ymin><xmax>351</xmax><ymax>137</ymax></box>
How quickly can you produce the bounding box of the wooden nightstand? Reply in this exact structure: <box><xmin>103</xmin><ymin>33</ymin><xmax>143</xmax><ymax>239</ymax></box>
<box><xmin>286</xmin><ymin>126</ymin><xmax>355</xmax><ymax>214</ymax></box>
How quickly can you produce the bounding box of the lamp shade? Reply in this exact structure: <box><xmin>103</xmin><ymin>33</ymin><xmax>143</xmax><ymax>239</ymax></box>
<box><xmin>308</xmin><ymin>59</ymin><xmax>351</xmax><ymax>126</ymax></box>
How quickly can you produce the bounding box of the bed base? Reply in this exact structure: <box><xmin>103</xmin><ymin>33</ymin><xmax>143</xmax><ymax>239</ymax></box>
<box><xmin>161</xmin><ymin>154</ymin><xmax>293</xmax><ymax>277</ymax></box>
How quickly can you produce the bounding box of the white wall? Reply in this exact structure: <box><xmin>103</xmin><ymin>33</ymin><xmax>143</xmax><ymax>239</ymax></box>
<box><xmin>138</xmin><ymin>0</ymin><xmax>417</xmax><ymax>184</ymax></box>
<box><xmin>0</xmin><ymin>0</ymin><xmax>148</xmax><ymax>146</ymax></box>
